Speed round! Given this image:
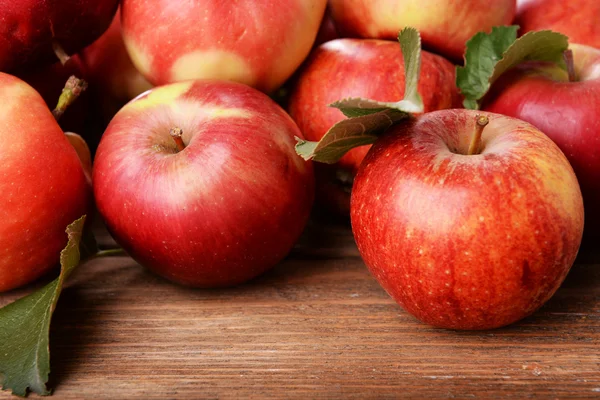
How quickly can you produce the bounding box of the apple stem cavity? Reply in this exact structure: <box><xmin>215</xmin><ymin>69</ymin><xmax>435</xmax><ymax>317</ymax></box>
<box><xmin>52</xmin><ymin>75</ymin><xmax>88</xmax><ymax>121</ymax></box>
<box><xmin>170</xmin><ymin>127</ymin><xmax>186</xmax><ymax>152</ymax></box>
<box><xmin>563</xmin><ymin>49</ymin><xmax>578</xmax><ymax>82</ymax></box>
<box><xmin>467</xmin><ymin>115</ymin><xmax>489</xmax><ymax>156</ymax></box>
<box><xmin>52</xmin><ymin>41</ymin><xmax>71</xmax><ymax>66</ymax></box>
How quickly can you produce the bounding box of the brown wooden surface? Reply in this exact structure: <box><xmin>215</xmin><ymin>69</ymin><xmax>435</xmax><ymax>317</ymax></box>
<box><xmin>1</xmin><ymin>221</ymin><xmax>600</xmax><ymax>399</ymax></box>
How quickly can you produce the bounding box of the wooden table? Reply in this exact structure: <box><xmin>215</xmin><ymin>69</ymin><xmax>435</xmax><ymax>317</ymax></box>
<box><xmin>1</xmin><ymin>221</ymin><xmax>599</xmax><ymax>399</ymax></box>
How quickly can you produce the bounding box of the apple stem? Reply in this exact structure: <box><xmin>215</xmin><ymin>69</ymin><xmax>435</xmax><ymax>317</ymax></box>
<box><xmin>467</xmin><ymin>115</ymin><xmax>489</xmax><ymax>156</ymax></box>
<box><xmin>52</xmin><ymin>41</ymin><xmax>71</xmax><ymax>66</ymax></box>
<box><xmin>170</xmin><ymin>127</ymin><xmax>186</xmax><ymax>152</ymax></box>
<box><xmin>563</xmin><ymin>49</ymin><xmax>578</xmax><ymax>82</ymax></box>
<box><xmin>52</xmin><ymin>76</ymin><xmax>88</xmax><ymax>121</ymax></box>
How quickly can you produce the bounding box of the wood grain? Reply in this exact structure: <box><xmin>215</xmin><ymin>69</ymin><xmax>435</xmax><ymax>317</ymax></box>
<box><xmin>1</xmin><ymin>221</ymin><xmax>599</xmax><ymax>399</ymax></box>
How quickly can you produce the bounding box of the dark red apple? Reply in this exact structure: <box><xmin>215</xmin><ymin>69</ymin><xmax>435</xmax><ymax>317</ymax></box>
<box><xmin>351</xmin><ymin>110</ymin><xmax>583</xmax><ymax>329</ymax></box>
<box><xmin>93</xmin><ymin>80</ymin><xmax>315</xmax><ymax>287</ymax></box>
<box><xmin>0</xmin><ymin>0</ymin><xmax>119</xmax><ymax>72</ymax></box>
<box><xmin>483</xmin><ymin>43</ymin><xmax>600</xmax><ymax>240</ymax></box>
<box><xmin>288</xmin><ymin>38</ymin><xmax>461</xmax><ymax>214</ymax></box>
<box><xmin>18</xmin><ymin>56</ymin><xmax>88</xmax><ymax>133</ymax></box>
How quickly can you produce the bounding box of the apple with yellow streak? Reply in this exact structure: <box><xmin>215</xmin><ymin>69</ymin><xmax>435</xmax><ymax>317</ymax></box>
<box><xmin>120</xmin><ymin>0</ymin><xmax>327</xmax><ymax>93</ymax></box>
<box><xmin>351</xmin><ymin>110</ymin><xmax>583</xmax><ymax>329</ymax></box>
<box><xmin>328</xmin><ymin>0</ymin><xmax>516</xmax><ymax>61</ymax></box>
<box><xmin>93</xmin><ymin>80</ymin><xmax>315</xmax><ymax>287</ymax></box>
<box><xmin>0</xmin><ymin>73</ymin><xmax>90</xmax><ymax>292</ymax></box>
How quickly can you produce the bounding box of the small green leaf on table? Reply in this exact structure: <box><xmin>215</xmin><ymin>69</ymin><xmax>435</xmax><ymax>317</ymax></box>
<box><xmin>295</xmin><ymin>27</ymin><xmax>425</xmax><ymax>164</ymax></box>
<box><xmin>457</xmin><ymin>26</ymin><xmax>569</xmax><ymax>109</ymax></box>
<box><xmin>0</xmin><ymin>216</ymin><xmax>87</xmax><ymax>397</ymax></box>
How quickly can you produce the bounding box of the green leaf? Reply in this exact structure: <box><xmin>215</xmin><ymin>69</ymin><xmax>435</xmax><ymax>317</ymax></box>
<box><xmin>332</xmin><ymin>27</ymin><xmax>425</xmax><ymax>116</ymax></box>
<box><xmin>457</xmin><ymin>26</ymin><xmax>569</xmax><ymax>109</ymax></box>
<box><xmin>295</xmin><ymin>27</ymin><xmax>423</xmax><ymax>164</ymax></box>
<box><xmin>0</xmin><ymin>216</ymin><xmax>86</xmax><ymax>397</ymax></box>
<box><xmin>295</xmin><ymin>108</ymin><xmax>411</xmax><ymax>163</ymax></box>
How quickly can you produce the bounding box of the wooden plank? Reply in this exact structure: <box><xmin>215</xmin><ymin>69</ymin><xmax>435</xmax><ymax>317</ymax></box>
<box><xmin>1</xmin><ymin>222</ymin><xmax>599</xmax><ymax>398</ymax></box>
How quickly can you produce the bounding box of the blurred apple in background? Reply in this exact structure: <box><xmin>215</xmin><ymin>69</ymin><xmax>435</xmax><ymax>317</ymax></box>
<box><xmin>120</xmin><ymin>0</ymin><xmax>327</xmax><ymax>93</ymax></box>
<box><xmin>0</xmin><ymin>0</ymin><xmax>119</xmax><ymax>72</ymax></box>
<box><xmin>483</xmin><ymin>44</ymin><xmax>600</xmax><ymax>241</ymax></box>
<box><xmin>516</xmin><ymin>0</ymin><xmax>600</xmax><ymax>50</ymax></box>
<box><xmin>93</xmin><ymin>80</ymin><xmax>315</xmax><ymax>288</ymax></box>
<box><xmin>328</xmin><ymin>0</ymin><xmax>516</xmax><ymax>61</ymax></box>
<box><xmin>0</xmin><ymin>73</ymin><xmax>91</xmax><ymax>292</ymax></box>
<box><xmin>82</xmin><ymin>8</ymin><xmax>152</xmax><ymax>118</ymax></box>
<box><xmin>351</xmin><ymin>110</ymin><xmax>584</xmax><ymax>329</ymax></box>
<box><xmin>289</xmin><ymin>39</ymin><xmax>461</xmax><ymax>214</ymax></box>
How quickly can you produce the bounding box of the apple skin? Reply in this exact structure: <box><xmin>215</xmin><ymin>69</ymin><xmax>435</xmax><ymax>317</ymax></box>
<box><xmin>0</xmin><ymin>0</ymin><xmax>119</xmax><ymax>72</ymax></box>
<box><xmin>120</xmin><ymin>0</ymin><xmax>327</xmax><ymax>93</ymax></box>
<box><xmin>328</xmin><ymin>0</ymin><xmax>516</xmax><ymax>61</ymax></box>
<box><xmin>351</xmin><ymin>110</ymin><xmax>584</xmax><ymax>330</ymax></box>
<box><xmin>0</xmin><ymin>73</ymin><xmax>91</xmax><ymax>292</ymax></box>
<box><xmin>516</xmin><ymin>0</ymin><xmax>600</xmax><ymax>50</ymax></box>
<box><xmin>483</xmin><ymin>44</ymin><xmax>600</xmax><ymax>240</ymax></box>
<box><xmin>82</xmin><ymin>8</ymin><xmax>152</xmax><ymax>108</ymax></box>
<box><xmin>288</xmin><ymin>39</ymin><xmax>462</xmax><ymax>214</ymax></box>
<box><xmin>93</xmin><ymin>80</ymin><xmax>315</xmax><ymax>288</ymax></box>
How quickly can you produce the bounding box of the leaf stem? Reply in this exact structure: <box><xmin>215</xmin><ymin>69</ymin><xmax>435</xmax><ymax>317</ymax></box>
<box><xmin>52</xmin><ymin>41</ymin><xmax>71</xmax><ymax>66</ymax></box>
<box><xmin>563</xmin><ymin>49</ymin><xmax>578</xmax><ymax>82</ymax></box>
<box><xmin>170</xmin><ymin>127</ymin><xmax>186</xmax><ymax>152</ymax></box>
<box><xmin>52</xmin><ymin>76</ymin><xmax>88</xmax><ymax>121</ymax></box>
<box><xmin>467</xmin><ymin>115</ymin><xmax>489</xmax><ymax>155</ymax></box>
<box><xmin>93</xmin><ymin>248</ymin><xmax>127</xmax><ymax>258</ymax></box>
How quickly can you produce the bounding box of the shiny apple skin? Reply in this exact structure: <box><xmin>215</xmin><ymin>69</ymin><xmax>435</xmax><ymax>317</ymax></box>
<box><xmin>0</xmin><ymin>73</ymin><xmax>91</xmax><ymax>292</ymax></box>
<box><xmin>483</xmin><ymin>44</ymin><xmax>600</xmax><ymax>240</ymax></box>
<box><xmin>351</xmin><ymin>110</ymin><xmax>584</xmax><ymax>330</ymax></box>
<box><xmin>120</xmin><ymin>0</ymin><xmax>327</xmax><ymax>93</ymax></box>
<box><xmin>289</xmin><ymin>38</ymin><xmax>461</xmax><ymax>214</ymax></box>
<box><xmin>328</xmin><ymin>0</ymin><xmax>516</xmax><ymax>61</ymax></box>
<box><xmin>93</xmin><ymin>80</ymin><xmax>315</xmax><ymax>288</ymax></box>
<box><xmin>0</xmin><ymin>0</ymin><xmax>119</xmax><ymax>72</ymax></box>
<box><xmin>517</xmin><ymin>0</ymin><xmax>600</xmax><ymax>50</ymax></box>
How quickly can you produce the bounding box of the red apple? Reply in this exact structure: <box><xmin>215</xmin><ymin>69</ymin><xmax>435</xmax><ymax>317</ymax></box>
<box><xmin>17</xmin><ymin>56</ymin><xmax>89</xmax><ymax>133</ymax></box>
<box><xmin>314</xmin><ymin>4</ymin><xmax>339</xmax><ymax>48</ymax></box>
<box><xmin>483</xmin><ymin>44</ymin><xmax>600</xmax><ymax>240</ymax></box>
<box><xmin>328</xmin><ymin>0</ymin><xmax>517</xmax><ymax>61</ymax></box>
<box><xmin>351</xmin><ymin>110</ymin><xmax>583</xmax><ymax>329</ymax></box>
<box><xmin>0</xmin><ymin>73</ymin><xmax>91</xmax><ymax>292</ymax></box>
<box><xmin>93</xmin><ymin>80</ymin><xmax>315</xmax><ymax>287</ymax></box>
<box><xmin>82</xmin><ymin>8</ymin><xmax>152</xmax><ymax>110</ymax></box>
<box><xmin>0</xmin><ymin>0</ymin><xmax>119</xmax><ymax>72</ymax></box>
<box><xmin>288</xmin><ymin>38</ymin><xmax>462</xmax><ymax>214</ymax></box>
<box><xmin>120</xmin><ymin>0</ymin><xmax>327</xmax><ymax>93</ymax></box>
<box><xmin>516</xmin><ymin>0</ymin><xmax>600</xmax><ymax>50</ymax></box>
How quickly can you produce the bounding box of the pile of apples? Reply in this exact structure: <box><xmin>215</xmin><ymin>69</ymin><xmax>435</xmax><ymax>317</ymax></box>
<box><xmin>0</xmin><ymin>0</ymin><xmax>598</xmax><ymax>330</ymax></box>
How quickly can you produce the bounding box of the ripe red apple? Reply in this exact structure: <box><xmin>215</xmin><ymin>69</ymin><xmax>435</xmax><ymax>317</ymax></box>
<box><xmin>288</xmin><ymin>38</ymin><xmax>462</xmax><ymax>214</ymax></box>
<box><xmin>82</xmin><ymin>8</ymin><xmax>152</xmax><ymax>109</ymax></box>
<box><xmin>328</xmin><ymin>0</ymin><xmax>517</xmax><ymax>61</ymax></box>
<box><xmin>93</xmin><ymin>80</ymin><xmax>315</xmax><ymax>287</ymax></box>
<box><xmin>0</xmin><ymin>73</ymin><xmax>91</xmax><ymax>292</ymax></box>
<box><xmin>0</xmin><ymin>0</ymin><xmax>119</xmax><ymax>72</ymax></box>
<box><xmin>516</xmin><ymin>0</ymin><xmax>600</xmax><ymax>50</ymax></box>
<box><xmin>483</xmin><ymin>44</ymin><xmax>600</xmax><ymax>240</ymax></box>
<box><xmin>18</xmin><ymin>56</ymin><xmax>89</xmax><ymax>133</ymax></box>
<box><xmin>351</xmin><ymin>110</ymin><xmax>584</xmax><ymax>329</ymax></box>
<box><xmin>120</xmin><ymin>0</ymin><xmax>327</xmax><ymax>93</ymax></box>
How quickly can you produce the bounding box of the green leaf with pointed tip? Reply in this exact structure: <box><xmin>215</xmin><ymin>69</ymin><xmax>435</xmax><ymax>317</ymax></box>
<box><xmin>332</xmin><ymin>27</ymin><xmax>425</xmax><ymax>116</ymax></box>
<box><xmin>457</xmin><ymin>26</ymin><xmax>569</xmax><ymax>109</ymax></box>
<box><xmin>295</xmin><ymin>27</ymin><xmax>423</xmax><ymax>164</ymax></box>
<box><xmin>0</xmin><ymin>216</ymin><xmax>86</xmax><ymax>397</ymax></box>
<box><xmin>295</xmin><ymin>108</ymin><xmax>411</xmax><ymax>163</ymax></box>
